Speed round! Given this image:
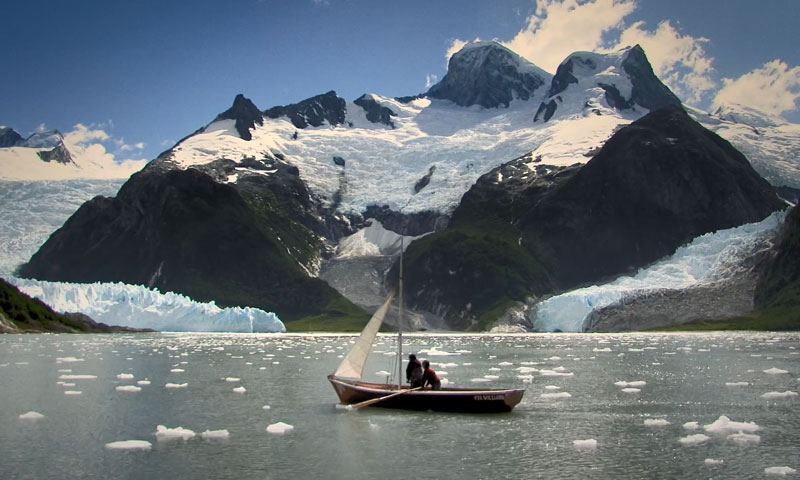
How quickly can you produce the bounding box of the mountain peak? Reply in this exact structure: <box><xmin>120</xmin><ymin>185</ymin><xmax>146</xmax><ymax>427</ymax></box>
<box><xmin>264</xmin><ymin>91</ymin><xmax>347</xmax><ymax>129</ymax></box>
<box><xmin>427</xmin><ymin>41</ymin><xmax>551</xmax><ymax>108</ymax></box>
<box><xmin>535</xmin><ymin>45</ymin><xmax>682</xmax><ymax>123</ymax></box>
<box><xmin>0</xmin><ymin>126</ymin><xmax>24</xmax><ymax>148</ymax></box>
<box><xmin>215</xmin><ymin>94</ymin><xmax>264</xmax><ymax>141</ymax></box>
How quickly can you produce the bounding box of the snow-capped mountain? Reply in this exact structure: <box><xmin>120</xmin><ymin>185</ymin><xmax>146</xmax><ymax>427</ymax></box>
<box><xmin>690</xmin><ymin>104</ymin><xmax>800</xmax><ymax>189</ymax></box>
<box><xmin>13</xmin><ymin>40</ymin><xmax>800</xmax><ymax>331</ymax></box>
<box><xmin>0</xmin><ymin>127</ymin><xmax>147</xmax><ymax>181</ymax></box>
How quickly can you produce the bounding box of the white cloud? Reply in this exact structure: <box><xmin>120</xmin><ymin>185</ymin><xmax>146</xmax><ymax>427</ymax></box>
<box><xmin>63</xmin><ymin>123</ymin><xmax>110</xmax><ymax>146</ymax></box>
<box><xmin>502</xmin><ymin>0</ymin><xmax>635</xmax><ymax>72</ymax></box>
<box><xmin>425</xmin><ymin>74</ymin><xmax>439</xmax><ymax>89</ymax></box>
<box><xmin>712</xmin><ymin>60</ymin><xmax>800</xmax><ymax>119</ymax></box>
<box><xmin>119</xmin><ymin>142</ymin><xmax>146</xmax><ymax>152</ymax></box>
<box><xmin>445</xmin><ymin>39</ymin><xmax>469</xmax><ymax>63</ymax></box>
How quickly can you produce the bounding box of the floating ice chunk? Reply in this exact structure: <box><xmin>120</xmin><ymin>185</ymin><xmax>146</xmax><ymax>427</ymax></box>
<box><xmin>679</xmin><ymin>434</ymin><xmax>710</xmax><ymax>446</ymax></box>
<box><xmin>545</xmin><ymin>385</ymin><xmax>560</xmax><ymax>390</ymax></box>
<box><xmin>725</xmin><ymin>382</ymin><xmax>749</xmax><ymax>387</ymax></box>
<box><xmin>59</xmin><ymin>374</ymin><xmax>97</xmax><ymax>380</ymax></box>
<box><xmin>266</xmin><ymin>422</ymin><xmax>294</xmax><ymax>435</ymax></box>
<box><xmin>170</xmin><ymin>369</ymin><xmax>184</xmax><ymax>373</ymax></box>
<box><xmin>64</xmin><ymin>390</ymin><xmax>82</xmax><ymax>395</ymax></box>
<box><xmin>593</xmin><ymin>348</ymin><xmax>612</xmax><ymax>352</ymax></box>
<box><xmin>440</xmin><ymin>378</ymin><xmax>451</xmax><ymax>387</ymax></box>
<box><xmin>165</xmin><ymin>383</ymin><xmax>188</xmax><ymax>389</ymax></box>
<box><xmin>517</xmin><ymin>367</ymin><xmax>538</xmax><ymax>374</ymax></box>
<box><xmin>19</xmin><ymin>411</ymin><xmax>45</xmax><ymax>421</ymax></box>
<box><xmin>201</xmin><ymin>429</ymin><xmax>230</xmax><ymax>440</ymax></box>
<box><xmin>155</xmin><ymin>425</ymin><xmax>195</xmax><ymax>441</ymax></box>
<box><xmin>484</xmin><ymin>375</ymin><xmax>500</xmax><ymax>380</ymax></box>
<box><xmin>116</xmin><ymin>385</ymin><xmax>142</xmax><ymax>393</ymax></box>
<box><xmin>224</xmin><ymin>377</ymin><xmax>240</xmax><ymax>382</ymax></box>
<box><xmin>57</xmin><ymin>382</ymin><xmax>76</xmax><ymax>387</ymax></box>
<box><xmin>683</xmin><ymin>422</ymin><xmax>700</xmax><ymax>430</ymax></box>
<box><xmin>615</xmin><ymin>381</ymin><xmax>646</xmax><ymax>388</ymax></box>
<box><xmin>549</xmin><ymin>356</ymin><xmax>561</xmax><ymax>361</ymax></box>
<box><xmin>541</xmin><ymin>392</ymin><xmax>572</xmax><ymax>399</ymax></box>
<box><xmin>233</xmin><ymin>386</ymin><xmax>246</xmax><ymax>394</ymax></box>
<box><xmin>262</xmin><ymin>405</ymin><xmax>271</xmax><ymax>410</ymax></box>
<box><xmin>704</xmin><ymin>416</ymin><xmax>760</xmax><ymax>435</ymax></box>
<box><xmin>56</xmin><ymin>357</ymin><xmax>84</xmax><ymax>363</ymax></box>
<box><xmin>104</xmin><ymin>440</ymin><xmax>152</xmax><ymax>451</ymax></box>
<box><xmin>498</xmin><ymin>362</ymin><xmax>513</xmax><ymax>366</ymax></box>
<box><xmin>58</xmin><ymin>369</ymin><xmax>72</xmax><ymax>373</ymax></box>
<box><xmin>572</xmin><ymin>439</ymin><xmax>597</xmax><ymax>451</ymax></box>
<box><xmin>644</xmin><ymin>419</ymin><xmax>670</xmax><ymax>427</ymax></box>
<box><xmin>704</xmin><ymin>458</ymin><xmax>724</xmax><ymax>466</ymax></box>
<box><xmin>116</xmin><ymin>373</ymin><xmax>134</xmax><ymax>380</ymax></box>
<box><xmin>765</xmin><ymin>466</ymin><xmax>797</xmax><ymax>476</ymax></box>
<box><xmin>764</xmin><ymin>368</ymin><xmax>789</xmax><ymax>375</ymax></box>
<box><xmin>374</xmin><ymin>371</ymin><xmax>391</xmax><ymax>376</ymax></box>
<box><xmin>540</xmin><ymin>370</ymin><xmax>574</xmax><ymax>377</ymax></box>
<box><xmin>621</xmin><ymin>388</ymin><xmax>641</xmax><ymax>394</ymax></box>
<box><xmin>137</xmin><ymin>380</ymin><xmax>151</xmax><ymax>386</ymax></box>
<box><xmin>761</xmin><ymin>391</ymin><xmax>798</xmax><ymax>400</ymax></box>
<box><xmin>726</xmin><ymin>432</ymin><xmax>760</xmax><ymax>445</ymax></box>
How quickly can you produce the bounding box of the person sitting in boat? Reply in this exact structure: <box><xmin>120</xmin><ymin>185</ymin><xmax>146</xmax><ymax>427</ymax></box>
<box><xmin>422</xmin><ymin>360</ymin><xmax>441</xmax><ymax>390</ymax></box>
<box><xmin>406</xmin><ymin>354</ymin><xmax>424</xmax><ymax>388</ymax></box>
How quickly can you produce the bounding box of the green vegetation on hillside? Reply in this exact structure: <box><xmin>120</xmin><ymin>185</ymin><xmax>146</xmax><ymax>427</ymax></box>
<box><xmin>0</xmin><ymin>278</ymin><xmax>92</xmax><ymax>333</ymax></box>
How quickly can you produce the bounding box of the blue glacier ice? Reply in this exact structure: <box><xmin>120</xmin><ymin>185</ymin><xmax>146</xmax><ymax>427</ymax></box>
<box><xmin>532</xmin><ymin>210</ymin><xmax>786</xmax><ymax>332</ymax></box>
<box><xmin>0</xmin><ymin>180</ymin><xmax>285</xmax><ymax>332</ymax></box>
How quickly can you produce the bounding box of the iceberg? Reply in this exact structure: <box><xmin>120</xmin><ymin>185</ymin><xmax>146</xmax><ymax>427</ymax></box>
<box><xmin>533</xmin><ymin>211</ymin><xmax>785</xmax><ymax>332</ymax></box>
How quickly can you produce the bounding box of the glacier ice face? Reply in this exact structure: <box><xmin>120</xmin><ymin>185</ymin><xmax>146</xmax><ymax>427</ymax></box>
<box><xmin>0</xmin><ymin>180</ymin><xmax>285</xmax><ymax>333</ymax></box>
<box><xmin>11</xmin><ymin>279</ymin><xmax>284</xmax><ymax>333</ymax></box>
<box><xmin>532</xmin><ymin>211</ymin><xmax>786</xmax><ymax>332</ymax></box>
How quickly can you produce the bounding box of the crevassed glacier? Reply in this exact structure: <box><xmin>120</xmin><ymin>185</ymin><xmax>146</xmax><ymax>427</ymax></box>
<box><xmin>532</xmin><ymin>211</ymin><xmax>786</xmax><ymax>332</ymax></box>
<box><xmin>11</xmin><ymin>279</ymin><xmax>284</xmax><ymax>333</ymax></box>
<box><xmin>0</xmin><ymin>180</ymin><xmax>285</xmax><ymax>333</ymax></box>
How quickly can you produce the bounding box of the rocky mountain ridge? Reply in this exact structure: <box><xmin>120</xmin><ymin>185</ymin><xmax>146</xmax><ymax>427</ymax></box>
<box><xmin>15</xmin><ymin>41</ymin><xmax>800</xmax><ymax>331</ymax></box>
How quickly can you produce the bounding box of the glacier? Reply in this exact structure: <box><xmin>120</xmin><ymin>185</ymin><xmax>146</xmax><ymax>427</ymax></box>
<box><xmin>532</xmin><ymin>210</ymin><xmax>786</xmax><ymax>332</ymax></box>
<box><xmin>0</xmin><ymin>180</ymin><xmax>285</xmax><ymax>333</ymax></box>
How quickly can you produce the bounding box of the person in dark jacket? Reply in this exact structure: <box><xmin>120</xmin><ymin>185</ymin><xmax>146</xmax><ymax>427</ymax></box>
<box><xmin>406</xmin><ymin>354</ymin><xmax>423</xmax><ymax>388</ymax></box>
<box><xmin>422</xmin><ymin>360</ymin><xmax>441</xmax><ymax>390</ymax></box>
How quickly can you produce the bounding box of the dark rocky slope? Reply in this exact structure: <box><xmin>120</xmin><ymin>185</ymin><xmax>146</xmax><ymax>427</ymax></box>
<box><xmin>18</xmin><ymin>164</ymin><xmax>365</xmax><ymax>324</ymax></box>
<box><xmin>400</xmin><ymin>106</ymin><xmax>785</xmax><ymax>329</ymax></box>
<box><xmin>755</xmin><ymin>203</ymin><xmax>800</xmax><ymax>312</ymax></box>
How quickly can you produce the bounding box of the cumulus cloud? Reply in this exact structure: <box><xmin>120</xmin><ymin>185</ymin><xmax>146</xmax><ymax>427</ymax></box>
<box><xmin>119</xmin><ymin>142</ymin><xmax>146</xmax><ymax>152</ymax></box>
<box><xmin>502</xmin><ymin>0</ymin><xmax>635</xmax><ymax>73</ymax></box>
<box><xmin>63</xmin><ymin>123</ymin><xmax>110</xmax><ymax>146</ymax></box>
<box><xmin>445</xmin><ymin>39</ymin><xmax>469</xmax><ymax>63</ymax></box>
<box><xmin>446</xmin><ymin>0</ymin><xmax>718</xmax><ymax>107</ymax></box>
<box><xmin>712</xmin><ymin>60</ymin><xmax>800</xmax><ymax>118</ymax></box>
<box><xmin>425</xmin><ymin>74</ymin><xmax>439</xmax><ymax>89</ymax></box>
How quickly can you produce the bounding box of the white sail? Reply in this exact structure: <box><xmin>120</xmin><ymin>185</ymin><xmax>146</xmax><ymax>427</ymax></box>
<box><xmin>333</xmin><ymin>290</ymin><xmax>396</xmax><ymax>379</ymax></box>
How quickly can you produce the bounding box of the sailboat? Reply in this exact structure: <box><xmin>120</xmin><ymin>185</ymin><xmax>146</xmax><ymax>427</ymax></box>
<box><xmin>327</xmin><ymin>235</ymin><xmax>525</xmax><ymax>413</ymax></box>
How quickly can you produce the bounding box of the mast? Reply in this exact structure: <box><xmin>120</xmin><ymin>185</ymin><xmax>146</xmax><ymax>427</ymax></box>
<box><xmin>397</xmin><ymin>235</ymin><xmax>404</xmax><ymax>389</ymax></box>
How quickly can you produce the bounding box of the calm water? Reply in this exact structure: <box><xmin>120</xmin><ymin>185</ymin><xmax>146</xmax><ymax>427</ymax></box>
<box><xmin>1</xmin><ymin>332</ymin><xmax>798</xmax><ymax>479</ymax></box>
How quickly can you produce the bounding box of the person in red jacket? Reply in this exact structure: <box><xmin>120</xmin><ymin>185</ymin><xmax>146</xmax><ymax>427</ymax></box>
<box><xmin>422</xmin><ymin>360</ymin><xmax>441</xmax><ymax>390</ymax></box>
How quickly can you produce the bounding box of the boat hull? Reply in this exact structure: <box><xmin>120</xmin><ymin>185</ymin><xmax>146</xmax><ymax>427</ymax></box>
<box><xmin>328</xmin><ymin>375</ymin><xmax>524</xmax><ymax>413</ymax></box>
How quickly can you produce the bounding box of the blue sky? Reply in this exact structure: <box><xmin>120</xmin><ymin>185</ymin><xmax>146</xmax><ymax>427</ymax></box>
<box><xmin>2</xmin><ymin>0</ymin><xmax>799</xmax><ymax>162</ymax></box>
